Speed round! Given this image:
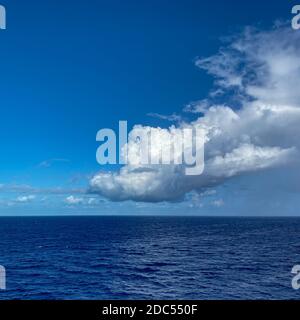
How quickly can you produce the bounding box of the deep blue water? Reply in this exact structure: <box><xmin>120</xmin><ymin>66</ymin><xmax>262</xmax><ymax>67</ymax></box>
<box><xmin>0</xmin><ymin>216</ymin><xmax>300</xmax><ymax>300</ymax></box>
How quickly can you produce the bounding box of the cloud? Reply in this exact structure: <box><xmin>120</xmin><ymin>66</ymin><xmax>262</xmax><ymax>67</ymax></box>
<box><xmin>196</xmin><ymin>25</ymin><xmax>300</xmax><ymax>106</ymax></box>
<box><xmin>184</xmin><ymin>100</ymin><xmax>211</xmax><ymax>114</ymax></box>
<box><xmin>0</xmin><ymin>183</ymin><xmax>85</xmax><ymax>195</ymax></box>
<box><xmin>89</xmin><ymin>24</ymin><xmax>300</xmax><ymax>203</ymax></box>
<box><xmin>147</xmin><ymin>112</ymin><xmax>182</xmax><ymax>122</ymax></box>
<box><xmin>65</xmin><ymin>195</ymin><xmax>102</xmax><ymax>206</ymax></box>
<box><xmin>212</xmin><ymin>199</ymin><xmax>224</xmax><ymax>207</ymax></box>
<box><xmin>65</xmin><ymin>195</ymin><xmax>84</xmax><ymax>205</ymax></box>
<box><xmin>15</xmin><ymin>195</ymin><xmax>36</xmax><ymax>203</ymax></box>
<box><xmin>38</xmin><ymin>158</ymin><xmax>70</xmax><ymax>168</ymax></box>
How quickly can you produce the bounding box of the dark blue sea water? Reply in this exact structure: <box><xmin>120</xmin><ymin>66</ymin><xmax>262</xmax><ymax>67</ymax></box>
<box><xmin>0</xmin><ymin>216</ymin><xmax>300</xmax><ymax>300</ymax></box>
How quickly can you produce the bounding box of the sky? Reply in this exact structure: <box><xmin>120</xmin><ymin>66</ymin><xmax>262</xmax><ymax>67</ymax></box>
<box><xmin>0</xmin><ymin>0</ymin><xmax>300</xmax><ymax>215</ymax></box>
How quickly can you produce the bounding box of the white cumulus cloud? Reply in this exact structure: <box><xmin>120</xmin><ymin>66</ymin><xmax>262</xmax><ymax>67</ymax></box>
<box><xmin>89</xmin><ymin>24</ymin><xmax>300</xmax><ymax>203</ymax></box>
<box><xmin>16</xmin><ymin>195</ymin><xmax>36</xmax><ymax>203</ymax></box>
<box><xmin>65</xmin><ymin>195</ymin><xmax>84</xmax><ymax>205</ymax></box>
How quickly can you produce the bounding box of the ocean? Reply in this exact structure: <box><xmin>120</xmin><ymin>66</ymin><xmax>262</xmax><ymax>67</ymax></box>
<box><xmin>0</xmin><ymin>216</ymin><xmax>299</xmax><ymax>300</ymax></box>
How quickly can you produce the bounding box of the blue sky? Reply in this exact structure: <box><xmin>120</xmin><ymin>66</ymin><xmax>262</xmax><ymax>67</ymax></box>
<box><xmin>0</xmin><ymin>0</ymin><xmax>300</xmax><ymax>215</ymax></box>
